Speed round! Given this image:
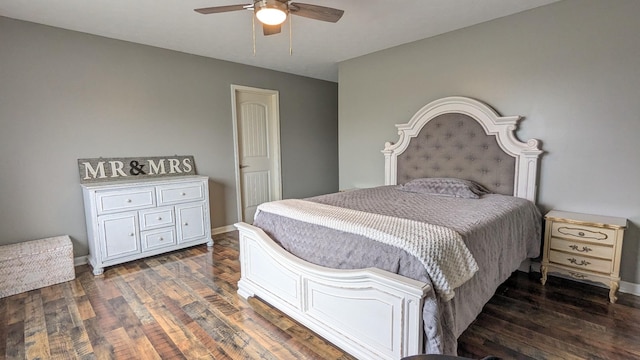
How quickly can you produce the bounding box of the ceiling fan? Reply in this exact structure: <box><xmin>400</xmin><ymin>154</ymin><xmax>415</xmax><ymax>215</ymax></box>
<box><xmin>194</xmin><ymin>0</ymin><xmax>344</xmax><ymax>36</ymax></box>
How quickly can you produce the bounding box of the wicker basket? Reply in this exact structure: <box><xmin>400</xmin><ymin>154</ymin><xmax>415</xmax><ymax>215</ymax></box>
<box><xmin>0</xmin><ymin>235</ymin><xmax>75</xmax><ymax>298</ymax></box>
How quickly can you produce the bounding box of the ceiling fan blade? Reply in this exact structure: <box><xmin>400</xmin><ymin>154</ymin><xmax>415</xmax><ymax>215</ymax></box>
<box><xmin>194</xmin><ymin>4</ymin><xmax>249</xmax><ymax>14</ymax></box>
<box><xmin>263</xmin><ymin>24</ymin><xmax>282</xmax><ymax>36</ymax></box>
<box><xmin>289</xmin><ymin>2</ymin><xmax>344</xmax><ymax>23</ymax></box>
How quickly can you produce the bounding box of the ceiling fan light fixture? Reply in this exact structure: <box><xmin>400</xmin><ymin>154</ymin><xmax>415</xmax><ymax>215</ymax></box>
<box><xmin>255</xmin><ymin>0</ymin><xmax>287</xmax><ymax>25</ymax></box>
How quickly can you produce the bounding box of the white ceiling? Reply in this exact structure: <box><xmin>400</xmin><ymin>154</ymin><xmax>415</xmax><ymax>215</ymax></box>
<box><xmin>0</xmin><ymin>0</ymin><xmax>559</xmax><ymax>82</ymax></box>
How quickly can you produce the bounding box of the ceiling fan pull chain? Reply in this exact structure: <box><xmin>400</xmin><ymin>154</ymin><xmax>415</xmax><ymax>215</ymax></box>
<box><xmin>252</xmin><ymin>13</ymin><xmax>256</xmax><ymax>56</ymax></box>
<box><xmin>289</xmin><ymin>13</ymin><xmax>293</xmax><ymax>56</ymax></box>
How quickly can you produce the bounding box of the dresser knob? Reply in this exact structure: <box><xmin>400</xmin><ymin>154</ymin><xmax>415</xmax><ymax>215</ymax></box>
<box><xmin>578</xmin><ymin>231</ymin><xmax>585</xmax><ymax>236</ymax></box>
<box><xmin>184</xmin><ymin>222</ymin><xmax>188</xmax><ymax>226</ymax></box>
<box><xmin>129</xmin><ymin>233</ymin><xmax>135</xmax><ymax>237</ymax></box>
<box><xmin>127</xmin><ymin>199</ymin><xmax>132</xmax><ymax>203</ymax></box>
<box><xmin>181</xmin><ymin>192</ymin><xmax>186</xmax><ymax>196</ymax></box>
<box><xmin>157</xmin><ymin>217</ymin><xmax>162</xmax><ymax>221</ymax></box>
<box><xmin>159</xmin><ymin>237</ymin><xmax>164</xmax><ymax>241</ymax></box>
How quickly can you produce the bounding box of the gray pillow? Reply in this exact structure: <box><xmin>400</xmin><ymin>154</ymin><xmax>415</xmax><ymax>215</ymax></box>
<box><xmin>398</xmin><ymin>177</ymin><xmax>491</xmax><ymax>199</ymax></box>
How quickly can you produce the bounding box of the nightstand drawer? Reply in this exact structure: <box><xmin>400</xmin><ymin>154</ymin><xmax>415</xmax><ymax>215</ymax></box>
<box><xmin>549</xmin><ymin>237</ymin><xmax>613</xmax><ymax>259</ymax></box>
<box><xmin>549</xmin><ymin>250</ymin><xmax>611</xmax><ymax>274</ymax></box>
<box><xmin>550</xmin><ymin>222</ymin><xmax>615</xmax><ymax>246</ymax></box>
<box><xmin>548</xmin><ymin>266</ymin><xmax>612</xmax><ymax>284</ymax></box>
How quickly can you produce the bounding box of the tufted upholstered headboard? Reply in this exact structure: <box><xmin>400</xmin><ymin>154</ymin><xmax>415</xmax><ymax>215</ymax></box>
<box><xmin>397</xmin><ymin>113</ymin><xmax>515</xmax><ymax>195</ymax></box>
<box><xmin>383</xmin><ymin>97</ymin><xmax>543</xmax><ymax>201</ymax></box>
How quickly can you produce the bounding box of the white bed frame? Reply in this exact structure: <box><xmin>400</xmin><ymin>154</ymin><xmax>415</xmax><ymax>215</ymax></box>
<box><xmin>235</xmin><ymin>96</ymin><xmax>542</xmax><ymax>359</ymax></box>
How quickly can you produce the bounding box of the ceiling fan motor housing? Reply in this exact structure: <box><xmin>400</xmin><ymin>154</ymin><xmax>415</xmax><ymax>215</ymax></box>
<box><xmin>255</xmin><ymin>0</ymin><xmax>288</xmax><ymax>25</ymax></box>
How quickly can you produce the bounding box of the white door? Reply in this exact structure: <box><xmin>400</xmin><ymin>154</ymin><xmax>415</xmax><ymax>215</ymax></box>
<box><xmin>232</xmin><ymin>86</ymin><xmax>282</xmax><ymax>223</ymax></box>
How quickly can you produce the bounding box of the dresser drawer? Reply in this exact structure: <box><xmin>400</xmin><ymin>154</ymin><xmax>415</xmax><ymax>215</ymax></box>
<box><xmin>548</xmin><ymin>250</ymin><xmax>612</xmax><ymax>274</ymax></box>
<box><xmin>139</xmin><ymin>207</ymin><xmax>174</xmax><ymax>230</ymax></box>
<box><xmin>141</xmin><ymin>228</ymin><xmax>176</xmax><ymax>251</ymax></box>
<box><xmin>157</xmin><ymin>182</ymin><xmax>205</xmax><ymax>205</ymax></box>
<box><xmin>549</xmin><ymin>237</ymin><xmax>613</xmax><ymax>260</ymax></box>
<box><xmin>96</xmin><ymin>188</ymin><xmax>156</xmax><ymax>214</ymax></box>
<box><xmin>550</xmin><ymin>222</ymin><xmax>615</xmax><ymax>246</ymax></box>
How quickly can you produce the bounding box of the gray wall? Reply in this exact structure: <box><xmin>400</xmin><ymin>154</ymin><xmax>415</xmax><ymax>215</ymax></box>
<box><xmin>338</xmin><ymin>0</ymin><xmax>640</xmax><ymax>283</ymax></box>
<box><xmin>0</xmin><ymin>16</ymin><xmax>338</xmax><ymax>257</ymax></box>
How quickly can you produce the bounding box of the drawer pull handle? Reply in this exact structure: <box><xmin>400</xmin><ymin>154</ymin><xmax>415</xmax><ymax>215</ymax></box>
<box><xmin>569</xmin><ymin>271</ymin><xmax>587</xmax><ymax>279</ymax></box>
<box><xmin>567</xmin><ymin>258</ymin><xmax>590</xmax><ymax>266</ymax></box>
<box><xmin>569</xmin><ymin>245</ymin><xmax>592</xmax><ymax>253</ymax></box>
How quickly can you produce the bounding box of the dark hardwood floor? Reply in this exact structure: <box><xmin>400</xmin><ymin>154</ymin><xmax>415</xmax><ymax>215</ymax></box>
<box><xmin>1</xmin><ymin>231</ymin><xmax>639</xmax><ymax>359</ymax></box>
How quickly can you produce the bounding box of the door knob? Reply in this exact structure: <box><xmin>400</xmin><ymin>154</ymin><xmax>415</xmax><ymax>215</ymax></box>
<box><xmin>239</xmin><ymin>164</ymin><xmax>249</xmax><ymax>169</ymax></box>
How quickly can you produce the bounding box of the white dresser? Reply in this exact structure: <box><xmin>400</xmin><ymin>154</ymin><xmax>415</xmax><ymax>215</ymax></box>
<box><xmin>541</xmin><ymin>210</ymin><xmax>626</xmax><ymax>303</ymax></box>
<box><xmin>82</xmin><ymin>175</ymin><xmax>212</xmax><ymax>275</ymax></box>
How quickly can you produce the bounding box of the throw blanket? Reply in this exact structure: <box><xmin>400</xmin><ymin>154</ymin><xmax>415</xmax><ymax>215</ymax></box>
<box><xmin>256</xmin><ymin>199</ymin><xmax>479</xmax><ymax>300</ymax></box>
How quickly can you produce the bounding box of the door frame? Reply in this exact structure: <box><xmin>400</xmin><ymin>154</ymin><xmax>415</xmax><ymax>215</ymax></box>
<box><xmin>230</xmin><ymin>84</ymin><xmax>282</xmax><ymax>223</ymax></box>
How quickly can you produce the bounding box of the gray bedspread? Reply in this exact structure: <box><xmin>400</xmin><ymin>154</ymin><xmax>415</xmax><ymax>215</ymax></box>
<box><xmin>252</xmin><ymin>185</ymin><xmax>541</xmax><ymax>355</ymax></box>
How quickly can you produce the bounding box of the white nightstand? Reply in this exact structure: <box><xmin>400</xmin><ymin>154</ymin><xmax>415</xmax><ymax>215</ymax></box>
<box><xmin>541</xmin><ymin>210</ymin><xmax>627</xmax><ymax>303</ymax></box>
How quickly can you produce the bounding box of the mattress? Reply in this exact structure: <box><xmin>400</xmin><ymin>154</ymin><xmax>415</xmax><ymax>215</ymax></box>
<box><xmin>253</xmin><ymin>185</ymin><xmax>541</xmax><ymax>354</ymax></box>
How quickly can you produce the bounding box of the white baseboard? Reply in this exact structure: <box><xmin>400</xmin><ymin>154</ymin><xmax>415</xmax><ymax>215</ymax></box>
<box><xmin>212</xmin><ymin>225</ymin><xmax>236</xmax><ymax>235</ymax></box>
<box><xmin>74</xmin><ymin>255</ymin><xmax>88</xmax><ymax>266</ymax></box>
<box><xmin>620</xmin><ymin>281</ymin><xmax>640</xmax><ymax>296</ymax></box>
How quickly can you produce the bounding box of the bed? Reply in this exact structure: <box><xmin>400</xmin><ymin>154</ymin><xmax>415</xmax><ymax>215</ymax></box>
<box><xmin>234</xmin><ymin>96</ymin><xmax>543</xmax><ymax>359</ymax></box>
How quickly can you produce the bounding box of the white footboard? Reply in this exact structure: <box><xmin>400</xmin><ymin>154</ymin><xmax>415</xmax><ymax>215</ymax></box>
<box><xmin>235</xmin><ymin>222</ymin><xmax>430</xmax><ymax>360</ymax></box>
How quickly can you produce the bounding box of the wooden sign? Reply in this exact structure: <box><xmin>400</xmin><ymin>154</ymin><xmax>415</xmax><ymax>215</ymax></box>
<box><xmin>78</xmin><ymin>155</ymin><xmax>196</xmax><ymax>183</ymax></box>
